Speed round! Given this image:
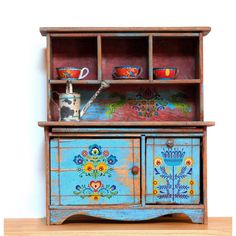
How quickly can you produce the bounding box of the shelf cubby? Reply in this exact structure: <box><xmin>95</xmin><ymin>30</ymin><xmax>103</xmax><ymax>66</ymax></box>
<box><xmin>51</xmin><ymin>37</ymin><xmax>97</xmax><ymax>80</ymax></box>
<box><xmin>153</xmin><ymin>37</ymin><xmax>199</xmax><ymax>80</ymax></box>
<box><xmin>101</xmin><ymin>37</ymin><xmax>149</xmax><ymax>80</ymax></box>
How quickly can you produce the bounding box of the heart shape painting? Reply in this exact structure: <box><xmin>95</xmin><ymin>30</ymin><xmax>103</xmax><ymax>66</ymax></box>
<box><xmin>90</xmin><ymin>181</ymin><xmax>102</xmax><ymax>192</ymax></box>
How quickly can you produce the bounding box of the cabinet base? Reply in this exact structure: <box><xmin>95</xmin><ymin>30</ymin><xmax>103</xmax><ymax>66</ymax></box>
<box><xmin>49</xmin><ymin>208</ymin><xmax>204</xmax><ymax>225</ymax></box>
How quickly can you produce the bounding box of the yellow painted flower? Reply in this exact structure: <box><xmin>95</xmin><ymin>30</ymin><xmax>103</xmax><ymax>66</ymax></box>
<box><xmin>97</xmin><ymin>162</ymin><xmax>108</xmax><ymax>173</ymax></box>
<box><xmin>153</xmin><ymin>189</ymin><xmax>158</xmax><ymax>195</ymax></box>
<box><xmin>83</xmin><ymin>162</ymin><xmax>94</xmax><ymax>172</ymax></box>
<box><xmin>153</xmin><ymin>180</ymin><xmax>158</xmax><ymax>186</ymax></box>
<box><xmin>189</xmin><ymin>179</ymin><xmax>195</xmax><ymax>186</ymax></box>
<box><xmin>189</xmin><ymin>189</ymin><xmax>195</xmax><ymax>196</ymax></box>
<box><xmin>154</xmin><ymin>157</ymin><xmax>163</xmax><ymax>166</ymax></box>
<box><xmin>90</xmin><ymin>192</ymin><xmax>100</xmax><ymax>201</ymax></box>
<box><xmin>184</xmin><ymin>157</ymin><xmax>194</xmax><ymax>167</ymax></box>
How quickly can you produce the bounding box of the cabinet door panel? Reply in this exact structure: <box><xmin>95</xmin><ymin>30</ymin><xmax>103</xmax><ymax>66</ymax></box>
<box><xmin>50</xmin><ymin>138</ymin><xmax>140</xmax><ymax>205</ymax></box>
<box><xmin>146</xmin><ymin>138</ymin><xmax>200</xmax><ymax>204</ymax></box>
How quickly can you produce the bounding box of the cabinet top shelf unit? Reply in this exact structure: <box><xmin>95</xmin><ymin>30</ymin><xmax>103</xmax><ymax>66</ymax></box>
<box><xmin>41</xmin><ymin>26</ymin><xmax>211</xmax><ymax>122</ymax></box>
<box><xmin>40</xmin><ymin>27</ymin><xmax>211</xmax><ymax>36</ymax></box>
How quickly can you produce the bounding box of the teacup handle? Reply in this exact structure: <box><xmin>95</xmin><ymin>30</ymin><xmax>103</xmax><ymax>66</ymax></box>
<box><xmin>78</xmin><ymin>67</ymin><xmax>89</xmax><ymax>80</ymax></box>
<box><xmin>173</xmin><ymin>68</ymin><xmax>179</xmax><ymax>79</ymax></box>
<box><xmin>137</xmin><ymin>67</ymin><xmax>143</xmax><ymax>78</ymax></box>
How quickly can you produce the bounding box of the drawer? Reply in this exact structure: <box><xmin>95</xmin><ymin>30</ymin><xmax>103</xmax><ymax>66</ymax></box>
<box><xmin>146</xmin><ymin>138</ymin><xmax>200</xmax><ymax>204</ymax></box>
<box><xmin>50</xmin><ymin>138</ymin><xmax>140</xmax><ymax>205</ymax></box>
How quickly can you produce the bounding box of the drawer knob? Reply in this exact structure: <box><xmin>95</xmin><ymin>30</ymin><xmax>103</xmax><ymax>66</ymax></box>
<box><xmin>166</xmin><ymin>139</ymin><xmax>174</xmax><ymax>148</ymax></box>
<box><xmin>132</xmin><ymin>166</ymin><xmax>139</xmax><ymax>175</ymax></box>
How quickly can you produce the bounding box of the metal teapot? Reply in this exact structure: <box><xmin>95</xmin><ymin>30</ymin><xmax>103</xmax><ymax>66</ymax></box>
<box><xmin>52</xmin><ymin>81</ymin><xmax>110</xmax><ymax>121</ymax></box>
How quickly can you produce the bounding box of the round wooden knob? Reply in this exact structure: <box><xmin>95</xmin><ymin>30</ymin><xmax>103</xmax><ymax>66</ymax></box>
<box><xmin>132</xmin><ymin>166</ymin><xmax>139</xmax><ymax>175</ymax></box>
<box><xmin>166</xmin><ymin>139</ymin><xmax>174</xmax><ymax>148</ymax></box>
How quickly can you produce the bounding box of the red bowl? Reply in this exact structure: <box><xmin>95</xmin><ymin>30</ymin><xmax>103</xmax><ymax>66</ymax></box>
<box><xmin>153</xmin><ymin>68</ymin><xmax>178</xmax><ymax>80</ymax></box>
<box><xmin>112</xmin><ymin>66</ymin><xmax>142</xmax><ymax>79</ymax></box>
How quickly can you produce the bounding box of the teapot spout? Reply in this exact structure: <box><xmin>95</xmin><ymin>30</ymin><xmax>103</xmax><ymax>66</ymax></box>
<box><xmin>80</xmin><ymin>81</ymin><xmax>110</xmax><ymax>118</ymax></box>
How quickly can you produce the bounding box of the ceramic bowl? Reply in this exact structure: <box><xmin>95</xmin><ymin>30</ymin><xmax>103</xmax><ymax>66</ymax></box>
<box><xmin>112</xmin><ymin>66</ymin><xmax>142</xmax><ymax>79</ymax></box>
<box><xmin>57</xmin><ymin>67</ymin><xmax>89</xmax><ymax>80</ymax></box>
<box><xmin>153</xmin><ymin>67</ymin><xmax>178</xmax><ymax>80</ymax></box>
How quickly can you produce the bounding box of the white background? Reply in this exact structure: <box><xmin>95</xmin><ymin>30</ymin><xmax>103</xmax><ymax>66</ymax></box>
<box><xmin>1</xmin><ymin>0</ymin><xmax>235</xmax><ymax>230</ymax></box>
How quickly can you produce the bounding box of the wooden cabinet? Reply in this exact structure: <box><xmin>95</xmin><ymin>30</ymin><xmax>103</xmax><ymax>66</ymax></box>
<box><xmin>38</xmin><ymin>27</ymin><xmax>214</xmax><ymax>224</ymax></box>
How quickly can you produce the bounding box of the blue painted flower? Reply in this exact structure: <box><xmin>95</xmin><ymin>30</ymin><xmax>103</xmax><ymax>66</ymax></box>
<box><xmin>89</xmin><ymin>144</ymin><xmax>102</xmax><ymax>156</ymax></box>
<box><xmin>76</xmin><ymin>185</ymin><xmax>81</xmax><ymax>191</ymax></box>
<box><xmin>107</xmin><ymin>155</ymin><xmax>117</xmax><ymax>165</ymax></box>
<box><xmin>110</xmin><ymin>185</ymin><xmax>116</xmax><ymax>191</ymax></box>
<box><xmin>73</xmin><ymin>155</ymin><xmax>84</xmax><ymax>165</ymax></box>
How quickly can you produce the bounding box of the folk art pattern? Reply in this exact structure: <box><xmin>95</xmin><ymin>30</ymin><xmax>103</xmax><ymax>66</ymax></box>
<box><xmin>73</xmin><ymin>144</ymin><xmax>119</xmax><ymax>200</ymax></box>
<box><xmin>73</xmin><ymin>144</ymin><xmax>118</xmax><ymax>178</ymax></box>
<box><xmin>146</xmin><ymin>138</ymin><xmax>200</xmax><ymax>204</ymax></box>
<box><xmin>58</xmin><ymin>86</ymin><xmax>196</xmax><ymax>122</ymax></box>
<box><xmin>153</xmin><ymin>149</ymin><xmax>195</xmax><ymax>201</ymax></box>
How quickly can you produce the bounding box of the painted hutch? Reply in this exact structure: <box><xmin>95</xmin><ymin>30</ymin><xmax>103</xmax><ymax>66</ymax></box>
<box><xmin>38</xmin><ymin>27</ymin><xmax>214</xmax><ymax>225</ymax></box>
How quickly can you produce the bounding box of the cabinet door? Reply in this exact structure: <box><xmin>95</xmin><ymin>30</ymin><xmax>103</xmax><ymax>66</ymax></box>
<box><xmin>50</xmin><ymin>138</ymin><xmax>140</xmax><ymax>205</ymax></box>
<box><xmin>146</xmin><ymin>138</ymin><xmax>200</xmax><ymax>204</ymax></box>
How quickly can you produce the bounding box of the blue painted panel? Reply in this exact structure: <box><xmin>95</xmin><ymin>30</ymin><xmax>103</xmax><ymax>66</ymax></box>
<box><xmin>50</xmin><ymin>138</ymin><xmax>140</xmax><ymax>206</ymax></box>
<box><xmin>146</xmin><ymin>138</ymin><xmax>200</xmax><ymax>204</ymax></box>
<box><xmin>50</xmin><ymin>208</ymin><xmax>204</xmax><ymax>224</ymax></box>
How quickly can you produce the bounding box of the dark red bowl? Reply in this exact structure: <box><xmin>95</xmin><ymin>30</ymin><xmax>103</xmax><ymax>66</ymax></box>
<box><xmin>153</xmin><ymin>67</ymin><xmax>178</xmax><ymax>80</ymax></box>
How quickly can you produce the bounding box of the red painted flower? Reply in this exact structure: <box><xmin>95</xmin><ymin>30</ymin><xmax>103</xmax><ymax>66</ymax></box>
<box><xmin>103</xmin><ymin>150</ymin><xmax>109</xmax><ymax>157</ymax></box>
<box><xmin>82</xmin><ymin>150</ymin><xmax>88</xmax><ymax>157</ymax></box>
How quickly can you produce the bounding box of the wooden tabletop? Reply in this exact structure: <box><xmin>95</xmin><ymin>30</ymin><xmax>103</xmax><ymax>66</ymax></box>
<box><xmin>4</xmin><ymin>217</ymin><xmax>231</xmax><ymax>236</ymax></box>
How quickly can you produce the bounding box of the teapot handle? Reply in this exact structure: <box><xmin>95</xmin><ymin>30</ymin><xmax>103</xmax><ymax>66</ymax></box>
<box><xmin>66</xmin><ymin>80</ymin><xmax>73</xmax><ymax>93</ymax></box>
<box><xmin>51</xmin><ymin>91</ymin><xmax>60</xmax><ymax>111</ymax></box>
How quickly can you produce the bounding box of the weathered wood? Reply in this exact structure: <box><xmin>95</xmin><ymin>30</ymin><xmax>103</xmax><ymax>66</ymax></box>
<box><xmin>38</xmin><ymin>121</ymin><xmax>215</xmax><ymax>127</ymax></box>
<box><xmin>203</xmin><ymin>128</ymin><xmax>208</xmax><ymax>223</ymax></box>
<box><xmin>44</xmin><ymin>128</ymin><xmax>50</xmax><ymax>224</ymax></box>
<box><xmin>40</xmin><ymin>27</ymin><xmax>211</xmax><ymax>36</ymax></box>
<box><xmin>97</xmin><ymin>35</ymin><xmax>102</xmax><ymax>81</ymax></box>
<box><xmin>49</xmin><ymin>209</ymin><xmax>204</xmax><ymax>224</ymax></box>
<box><xmin>49</xmin><ymin>79</ymin><xmax>201</xmax><ymax>84</ymax></box>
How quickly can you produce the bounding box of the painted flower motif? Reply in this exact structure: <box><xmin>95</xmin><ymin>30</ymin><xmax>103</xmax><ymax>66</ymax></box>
<box><xmin>107</xmin><ymin>155</ymin><xmax>118</xmax><ymax>165</ymax></box>
<box><xmin>73</xmin><ymin>155</ymin><xmax>84</xmax><ymax>165</ymax></box>
<box><xmin>153</xmin><ymin>189</ymin><xmax>158</xmax><ymax>195</ymax></box>
<box><xmin>154</xmin><ymin>157</ymin><xmax>163</xmax><ymax>166</ymax></box>
<box><xmin>185</xmin><ymin>157</ymin><xmax>194</xmax><ymax>167</ymax></box>
<box><xmin>83</xmin><ymin>162</ymin><xmax>94</xmax><ymax>172</ymax></box>
<box><xmin>82</xmin><ymin>150</ymin><xmax>88</xmax><ymax>157</ymax></box>
<box><xmin>89</xmin><ymin>144</ymin><xmax>102</xmax><ymax>156</ymax></box>
<box><xmin>103</xmin><ymin>150</ymin><xmax>109</xmax><ymax>157</ymax></box>
<box><xmin>189</xmin><ymin>180</ymin><xmax>195</xmax><ymax>186</ymax></box>
<box><xmin>189</xmin><ymin>189</ymin><xmax>195</xmax><ymax>196</ymax></box>
<box><xmin>97</xmin><ymin>162</ymin><xmax>108</xmax><ymax>173</ymax></box>
<box><xmin>90</xmin><ymin>192</ymin><xmax>100</xmax><ymax>201</ymax></box>
<box><xmin>153</xmin><ymin>180</ymin><xmax>158</xmax><ymax>186</ymax></box>
<box><xmin>76</xmin><ymin>185</ymin><xmax>81</xmax><ymax>191</ymax></box>
<box><xmin>110</xmin><ymin>185</ymin><xmax>116</xmax><ymax>191</ymax></box>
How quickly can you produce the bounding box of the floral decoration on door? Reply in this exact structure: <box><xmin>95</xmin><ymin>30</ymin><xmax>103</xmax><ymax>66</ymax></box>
<box><xmin>74</xmin><ymin>180</ymin><xmax>118</xmax><ymax>200</ymax></box>
<box><xmin>73</xmin><ymin>144</ymin><xmax>118</xmax><ymax>179</ymax></box>
<box><xmin>153</xmin><ymin>148</ymin><xmax>195</xmax><ymax>201</ymax></box>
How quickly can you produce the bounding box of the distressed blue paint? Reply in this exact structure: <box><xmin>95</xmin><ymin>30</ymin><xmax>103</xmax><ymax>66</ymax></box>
<box><xmin>50</xmin><ymin>138</ymin><xmax>140</xmax><ymax>206</ymax></box>
<box><xmin>146</xmin><ymin>138</ymin><xmax>200</xmax><ymax>204</ymax></box>
<box><xmin>50</xmin><ymin>208</ymin><xmax>204</xmax><ymax>224</ymax></box>
<box><xmin>141</xmin><ymin>135</ymin><xmax>146</xmax><ymax>207</ymax></box>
